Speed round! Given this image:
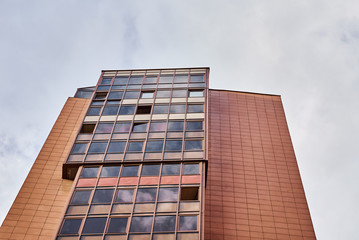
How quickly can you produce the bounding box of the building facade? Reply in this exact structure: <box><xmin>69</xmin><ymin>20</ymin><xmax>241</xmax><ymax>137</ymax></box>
<box><xmin>0</xmin><ymin>68</ymin><xmax>316</xmax><ymax>240</ymax></box>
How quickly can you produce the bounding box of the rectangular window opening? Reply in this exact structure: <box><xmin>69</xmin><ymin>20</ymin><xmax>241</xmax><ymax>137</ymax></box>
<box><xmin>180</xmin><ymin>187</ymin><xmax>199</xmax><ymax>200</ymax></box>
<box><xmin>136</xmin><ymin>105</ymin><xmax>152</xmax><ymax>115</ymax></box>
<box><xmin>80</xmin><ymin>124</ymin><xmax>96</xmax><ymax>134</ymax></box>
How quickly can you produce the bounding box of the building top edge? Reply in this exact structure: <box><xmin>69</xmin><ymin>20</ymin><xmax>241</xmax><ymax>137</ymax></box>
<box><xmin>209</xmin><ymin>88</ymin><xmax>281</xmax><ymax>97</ymax></box>
<box><xmin>101</xmin><ymin>67</ymin><xmax>210</xmax><ymax>72</ymax></box>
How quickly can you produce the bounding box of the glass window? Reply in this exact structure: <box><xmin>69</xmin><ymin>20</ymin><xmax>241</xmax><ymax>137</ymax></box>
<box><xmin>97</xmin><ymin>85</ymin><xmax>110</xmax><ymax>91</ymax></box>
<box><xmin>81</xmin><ymin>167</ymin><xmax>99</xmax><ymax>178</ymax></box>
<box><xmin>141</xmin><ymin>91</ymin><xmax>154</xmax><ymax>98</ymax></box>
<box><xmin>116</xmin><ymin>189</ymin><xmax>134</xmax><ymax>202</ymax></box>
<box><xmin>172</xmin><ymin>90</ymin><xmax>187</xmax><ymax>98</ymax></box>
<box><xmin>100</xmin><ymin>166</ymin><xmax>121</xmax><ymax>177</ymax></box>
<box><xmin>95</xmin><ymin>123</ymin><xmax>114</xmax><ymax>133</ymax></box>
<box><xmin>169</xmin><ymin>105</ymin><xmax>185</xmax><ymax>114</ymax></box>
<box><xmin>156</xmin><ymin>91</ymin><xmax>171</xmax><ymax>98</ymax></box>
<box><xmin>71</xmin><ymin>191</ymin><xmax>92</xmax><ymax>204</ymax></box>
<box><xmin>136</xmin><ymin>106</ymin><xmax>152</xmax><ymax>114</ymax></box>
<box><xmin>82</xmin><ymin>217</ymin><xmax>107</xmax><ymax>234</ymax></box>
<box><xmin>132</xmin><ymin>122</ymin><xmax>148</xmax><ymax>132</ymax></box>
<box><xmin>91</xmin><ymin>100</ymin><xmax>104</xmax><ymax>106</ymax></box>
<box><xmin>87</xmin><ymin>107</ymin><xmax>101</xmax><ymax>116</ymax></box>
<box><xmin>92</xmin><ymin>189</ymin><xmax>115</xmax><ymax>203</ymax></box>
<box><xmin>130</xmin><ymin>216</ymin><xmax>153</xmax><ymax>232</ymax></box>
<box><xmin>190</xmin><ymin>75</ymin><xmax>204</xmax><ymax>82</ymax></box>
<box><xmin>154</xmin><ymin>216</ymin><xmax>176</xmax><ymax>232</ymax></box>
<box><xmin>189</xmin><ymin>90</ymin><xmax>203</xmax><ymax>97</ymax></box>
<box><xmin>187</xmin><ymin>105</ymin><xmax>203</xmax><ymax>113</ymax></box>
<box><xmin>136</xmin><ymin>188</ymin><xmax>157</xmax><ymax>202</ymax></box>
<box><xmin>88</xmin><ymin>142</ymin><xmax>107</xmax><ymax>153</ymax></box>
<box><xmin>127</xmin><ymin>142</ymin><xmax>144</xmax><ymax>152</ymax></box>
<box><xmin>107</xmin><ymin>142</ymin><xmax>126</xmax><ymax>153</ymax></box>
<box><xmin>174</xmin><ymin>74</ymin><xmax>188</xmax><ymax>83</ymax></box>
<box><xmin>129</xmin><ymin>76</ymin><xmax>143</xmax><ymax>85</ymax></box>
<box><xmin>179</xmin><ymin>216</ymin><xmax>197</xmax><ymax>230</ymax></box>
<box><xmin>71</xmin><ymin>143</ymin><xmax>88</xmax><ymax>153</ymax></box>
<box><xmin>183</xmin><ymin>164</ymin><xmax>199</xmax><ymax>175</ymax></box>
<box><xmin>165</xmin><ymin>140</ymin><xmax>182</xmax><ymax>151</ymax></box>
<box><xmin>145</xmin><ymin>141</ymin><xmax>164</xmax><ymax>152</ymax></box>
<box><xmin>60</xmin><ymin>219</ymin><xmax>82</xmax><ymax>234</ymax></box>
<box><xmin>114</xmin><ymin>122</ymin><xmax>132</xmax><ymax>133</ymax></box>
<box><xmin>121</xmin><ymin>166</ymin><xmax>139</xmax><ymax>177</ymax></box>
<box><xmin>149</xmin><ymin>122</ymin><xmax>166</xmax><ymax>132</ymax></box>
<box><xmin>153</xmin><ymin>105</ymin><xmax>169</xmax><ymax>114</ymax></box>
<box><xmin>186</xmin><ymin>121</ymin><xmax>203</xmax><ymax>131</ymax></box>
<box><xmin>158</xmin><ymin>188</ymin><xmax>178</xmax><ymax>202</ymax></box>
<box><xmin>108</xmin><ymin>91</ymin><xmax>124</xmax><ymax>100</ymax></box>
<box><xmin>107</xmin><ymin>218</ymin><xmax>128</xmax><ymax>233</ymax></box>
<box><xmin>114</xmin><ymin>76</ymin><xmax>128</xmax><ymax>85</ymax></box>
<box><xmin>101</xmin><ymin>78</ymin><xmax>112</xmax><ymax>85</ymax></box>
<box><xmin>106</xmin><ymin>100</ymin><xmax>122</xmax><ymax>105</ymax></box>
<box><xmin>94</xmin><ymin>92</ymin><xmax>107</xmax><ymax>100</ymax></box>
<box><xmin>111</xmin><ymin>85</ymin><xmax>126</xmax><ymax>90</ymax></box>
<box><xmin>119</xmin><ymin>106</ymin><xmax>136</xmax><ymax>115</ymax></box>
<box><xmin>185</xmin><ymin>140</ymin><xmax>202</xmax><ymax>150</ymax></box>
<box><xmin>159</xmin><ymin>75</ymin><xmax>173</xmax><ymax>83</ymax></box>
<box><xmin>102</xmin><ymin>106</ymin><xmax>119</xmax><ymax>115</ymax></box>
<box><xmin>144</xmin><ymin>76</ymin><xmax>157</xmax><ymax>84</ymax></box>
<box><xmin>167</xmin><ymin>121</ymin><xmax>184</xmax><ymax>131</ymax></box>
<box><xmin>141</xmin><ymin>165</ymin><xmax>160</xmax><ymax>176</ymax></box>
<box><xmin>124</xmin><ymin>91</ymin><xmax>140</xmax><ymax>99</ymax></box>
<box><xmin>162</xmin><ymin>164</ymin><xmax>180</xmax><ymax>176</ymax></box>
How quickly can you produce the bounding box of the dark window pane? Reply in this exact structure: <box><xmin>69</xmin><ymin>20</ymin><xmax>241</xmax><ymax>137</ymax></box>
<box><xmin>101</xmin><ymin>78</ymin><xmax>112</xmax><ymax>85</ymax></box>
<box><xmin>92</xmin><ymin>189</ymin><xmax>114</xmax><ymax>203</ymax></box>
<box><xmin>158</xmin><ymin>188</ymin><xmax>178</xmax><ymax>202</ymax></box>
<box><xmin>162</xmin><ymin>164</ymin><xmax>180</xmax><ymax>176</ymax></box>
<box><xmin>136</xmin><ymin>188</ymin><xmax>157</xmax><ymax>202</ymax></box>
<box><xmin>145</xmin><ymin>141</ymin><xmax>164</xmax><ymax>152</ymax></box>
<box><xmin>102</xmin><ymin>106</ymin><xmax>119</xmax><ymax>115</ymax></box>
<box><xmin>167</xmin><ymin>121</ymin><xmax>184</xmax><ymax>131</ymax></box>
<box><xmin>94</xmin><ymin>92</ymin><xmax>107</xmax><ymax>100</ymax></box>
<box><xmin>87</xmin><ymin>107</ymin><xmax>101</xmax><ymax>116</ymax></box>
<box><xmin>174</xmin><ymin>74</ymin><xmax>188</xmax><ymax>83</ymax></box>
<box><xmin>129</xmin><ymin>76</ymin><xmax>143</xmax><ymax>85</ymax></box>
<box><xmin>116</xmin><ymin>189</ymin><xmax>134</xmax><ymax>202</ymax></box>
<box><xmin>114</xmin><ymin>77</ymin><xmax>128</xmax><ymax>85</ymax></box>
<box><xmin>144</xmin><ymin>76</ymin><xmax>157</xmax><ymax>84</ymax></box>
<box><xmin>122</xmin><ymin>166</ymin><xmax>139</xmax><ymax>177</ymax></box>
<box><xmin>156</xmin><ymin>91</ymin><xmax>171</xmax><ymax>98</ymax></box>
<box><xmin>71</xmin><ymin>143</ymin><xmax>88</xmax><ymax>153</ymax></box>
<box><xmin>136</xmin><ymin>106</ymin><xmax>152</xmax><ymax>114</ymax></box>
<box><xmin>95</xmin><ymin>123</ymin><xmax>114</xmax><ymax>133</ymax></box>
<box><xmin>97</xmin><ymin>85</ymin><xmax>110</xmax><ymax>91</ymax></box>
<box><xmin>82</xmin><ymin>217</ymin><xmax>107</xmax><ymax>234</ymax></box>
<box><xmin>187</xmin><ymin>105</ymin><xmax>203</xmax><ymax>113</ymax></box>
<box><xmin>189</xmin><ymin>90</ymin><xmax>203</xmax><ymax>97</ymax></box>
<box><xmin>81</xmin><ymin>167</ymin><xmax>99</xmax><ymax>178</ymax></box>
<box><xmin>179</xmin><ymin>216</ymin><xmax>197</xmax><ymax>230</ymax></box>
<box><xmin>165</xmin><ymin>140</ymin><xmax>182</xmax><ymax>151</ymax></box>
<box><xmin>119</xmin><ymin>106</ymin><xmax>136</xmax><ymax>115</ymax></box>
<box><xmin>172</xmin><ymin>90</ymin><xmax>187</xmax><ymax>98</ymax></box>
<box><xmin>185</xmin><ymin>140</ymin><xmax>202</xmax><ymax>150</ymax></box>
<box><xmin>130</xmin><ymin>216</ymin><xmax>153</xmax><ymax>232</ymax></box>
<box><xmin>183</xmin><ymin>164</ymin><xmax>199</xmax><ymax>175</ymax></box>
<box><xmin>154</xmin><ymin>216</ymin><xmax>176</xmax><ymax>232</ymax></box>
<box><xmin>186</xmin><ymin>121</ymin><xmax>203</xmax><ymax>131</ymax></box>
<box><xmin>60</xmin><ymin>219</ymin><xmax>82</xmax><ymax>234</ymax></box>
<box><xmin>127</xmin><ymin>142</ymin><xmax>143</xmax><ymax>152</ymax></box>
<box><xmin>108</xmin><ymin>91</ymin><xmax>124</xmax><ymax>100</ymax></box>
<box><xmin>132</xmin><ymin>123</ymin><xmax>148</xmax><ymax>132</ymax></box>
<box><xmin>114</xmin><ymin>122</ymin><xmax>131</xmax><ymax>132</ymax></box>
<box><xmin>71</xmin><ymin>191</ymin><xmax>91</xmax><ymax>204</ymax></box>
<box><xmin>190</xmin><ymin>75</ymin><xmax>204</xmax><ymax>82</ymax></box>
<box><xmin>141</xmin><ymin>165</ymin><xmax>160</xmax><ymax>176</ymax></box>
<box><xmin>180</xmin><ymin>187</ymin><xmax>199</xmax><ymax>200</ymax></box>
<box><xmin>100</xmin><ymin>166</ymin><xmax>121</xmax><ymax>177</ymax></box>
<box><xmin>107</xmin><ymin>218</ymin><xmax>128</xmax><ymax>233</ymax></box>
<box><xmin>159</xmin><ymin>75</ymin><xmax>173</xmax><ymax>83</ymax></box>
<box><xmin>149</xmin><ymin>122</ymin><xmax>166</xmax><ymax>132</ymax></box>
<box><xmin>124</xmin><ymin>91</ymin><xmax>140</xmax><ymax>99</ymax></box>
<box><xmin>153</xmin><ymin>105</ymin><xmax>169</xmax><ymax>114</ymax></box>
<box><xmin>107</xmin><ymin>142</ymin><xmax>126</xmax><ymax>153</ymax></box>
<box><xmin>169</xmin><ymin>105</ymin><xmax>185</xmax><ymax>114</ymax></box>
<box><xmin>88</xmin><ymin>142</ymin><xmax>107</xmax><ymax>153</ymax></box>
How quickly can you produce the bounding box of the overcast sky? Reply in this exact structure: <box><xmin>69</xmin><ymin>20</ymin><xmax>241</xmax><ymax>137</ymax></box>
<box><xmin>1</xmin><ymin>0</ymin><xmax>358</xmax><ymax>239</ymax></box>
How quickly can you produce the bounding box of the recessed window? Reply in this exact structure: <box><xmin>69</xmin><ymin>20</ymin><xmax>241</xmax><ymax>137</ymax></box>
<box><xmin>158</xmin><ymin>188</ymin><xmax>178</xmax><ymax>202</ymax></box>
<box><xmin>165</xmin><ymin>140</ymin><xmax>182</xmax><ymax>151</ymax></box>
<box><xmin>179</xmin><ymin>216</ymin><xmax>197</xmax><ymax>230</ymax></box>
<box><xmin>190</xmin><ymin>75</ymin><xmax>204</xmax><ymax>82</ymax></box>
<box><xmin>60</xmin><ymin>219</ymin><xmax>82</xmax><ymax>234</ymax></box>
<box><xmin>121</xmin><ymin>165</ymin><xmax>139</xmax><ymax>177</ymax></box>
<box><xmin>180</xmin><ymin>187</ymin><xmax>199</xmax><ymax>200</ymax></box>
<box><xmin>141</xmin><ymin>91</ymin><xmax>154</xmax><ymax>98</ymax></box>
<box><xmin>119</xmin><ymin>106</ymin><xmax>136</xmax><ymax>115</ymax></box>
<box><xmin>127</xmin><ymin>142</ymin><xmax>144</xmax><ymax>152</ymax></box>
<box><xmin>81</xmin><ymin>167</ymin><xmax>99</xmax><ymax>178</ymax></box>
<box><xmin>136</xmin><ymin>106</ymin><xmax>152</xmax><ymax>114</ymax></box>
<box><xmin>82</xmin><ymin>217</ymin><xmax>107</xmax><ymax>234</ymax></box>
<box><xmin>162</xmin><ymin>164</ymin><xmax>180</xmax><ymax>176</ymax></box>
<box><xmin>149</xmin><ymin>122</ymin><xmax>166</xmax><ymax>132</ymax></box>
<box><xmin>108</xmin><ymin>91</ymin><xmax>124</xmax><ymax>100</ymax></box>
<box><xmin>141</xmin><ymin>165</ymin><xmax>160</xmax><ymax>176</ymax></box>
<box><xmin>102</xmin><ymin>106</ymin><xmax>119</xmax><ymax>115</ymax></box>
<box><xmin>154</xmin><ymin>216</ymin><xmax>176</xmax><ymax>232</ymax></box>
<box><xmin>132</xmin><ymin>122</ymin><xmax>148</xmax><ymax>132</ymax></box>
<box><xmin>168</xmin><ymin>121</ymin><xmax>184</xmax><ymax>131</ymax></box>
<box><xmin>116</xmin><ymin>189</ymin><xmax>134</xmax><ymax>202</ymax></box>
<box><xmin>129</xmin><ymin>76</ymin><xmax>143</xmax><ymax>85</ymax></box>
<box><xmin>88</xmin><ymin>142</ymin><xmax>107</xmax><ymax>153</ymax></box>
<box><xmin>183</xmin><ymin>164</ymin><xmax>199</xmax><ymax>175</ymax></box>
<box><xmin>80</xmin><ymin>124</ymin><xmax>96</xmax><ymax>134</ymax></box>
<box><xmin>156</xmin><ymin>90</ymin><xmax>171</xmax><ymax>98</ymax></box>
<box><xmin>172</xmin><ymin>90</ymin><xmax>187</xmax><ymax>98</ymax></box>
<box><xmin>114</xmin><ymin>122</ymin><xmax>132</xmax><ymax>133</ymax></box>
<box><xmin>94</xmin><ymin>92</ymin><xmax>108</xmax><ymax>100</ymax></box>
<box><xmin>124</xmin><ymin>91</ymin><xmax>140</xmax><ymax>99</ymax></box>
<box><xmin>170</xmin><ymin>105</ymin><xmax>185</xmax><ymax>114</ymax></box>
<box><xmin>95</xmin><ymin>123</ymin><xmax>114</xmax><ymax>133</ymax></box>
<box><xmin>71</xmin><ymin>190</ymin><xmax>92</xmax><ymax>204</ymax></box>
<box><xmin>101</xmin><ymin>78</ymin><xmax>112</xmax><ymax>85</ymax></box>
<box><xmin>136</xmin><ymin>188</ymin><xmax>157</xmax><ymax>202</ymax></box>
<box><xmin>100</xmin><ymin>166</ymin><xmax>121</xmax><ymax>177</ymax></box>
<box><xmin>107</xmin><ymin>141</ymin><xmax>126</xmax><ymax>153</ymax></box>
<box><xmin>114</xmin><ymin>76</ymin><xmax>128</xmax><ymax>85</ymax></box>
<box><xmin>153</xmin><ymin>105</ymin><xmax>169</xmax><ymax>114</ymax></box>
<box><xmin>187</xmin><ymin>105</ymin><xmax>203</xmax><ymax>113</ymax></box>
<box><xmin>186</xmin><ymin>121</ymin><xmax>203</xmax><ymax>131</ymax></box>
<box><xmin>107</xmin><ymin>218</ymin><xmax>128</xmax><ymax>233</ymax></box>
<box><xmin>92</xmin><ymin>189</ymin><xmax>115</xmax><ymax>203</ymax></box>
<box><xmin>144</xmin><ymin>76</ymin><xmax>157</xmax><ymax>84</ymax></box>
<box><xmin>87</xmin><ymin>107</ymin><xmax>101</xmax><ymax>116</ymax></box>
<box><xmin>71</xmin><ymin>143</ymin><xmax>88</xmax><ymax>154</ymax></box>
<box><xmin>145</xmin><ymin>141</ymin><xmax>164</xmax><ymax>152</ymax></box>
<box><xmin>130</xmin><ymin>216</ymin><xmax>153</xmax><ymax>232</ymax></box>
<box><xmin>185</xmin><ymin>140</ymin><xmax>202</xmax><ymax>150</ymax></box>
<box><xmin>189</xmin><ymin>90</ymin><xmax>203</xmax><ymax>97</ymax></box>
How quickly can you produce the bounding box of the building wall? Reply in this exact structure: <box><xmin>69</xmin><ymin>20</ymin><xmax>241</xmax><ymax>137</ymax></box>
<box><xmin>205</xmin><ymin>90</ymin><xmax>316</xmax><ymax>239</ymax></box>
<box><xmin>0</xmin><ymin>97</ymin><xmax>90</xmax><ymax>240</ymax></box>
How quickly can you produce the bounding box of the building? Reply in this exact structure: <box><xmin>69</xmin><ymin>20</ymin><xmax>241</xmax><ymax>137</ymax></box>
<box><xmin>0</xmin><ymin>67</ymin><xmax>316</xmax><ymax>240</ymax></box>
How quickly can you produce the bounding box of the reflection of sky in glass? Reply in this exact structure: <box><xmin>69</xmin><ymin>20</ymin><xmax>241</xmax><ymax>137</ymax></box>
<box><xmin>174</xmin><ymin>75</ymin><xmax>188</xmax><ymax>83</ymax></box>
<box><xmin>116</xmin><ymin>189</ymin><xmax>134</xmax><ymax>202</ymax></box>
<box><xmin>167</xmin><ymin>121</ymin><xmax>184</xmax><ymax>131</ymax></box>
<box><xmin>108</xmin><ymin>218</ymin><xmax>128</xmax><ymax>233</ymax></box>
<box><xmin>107</xmin><ymin>142</ymin><xmax>126</xmax><ymax>153</ymax></box>
<box><xmin>154</xmin><ymin>216</ymin><xmax>176</xmax><ymax>232</ymax></box>
<box><xmin>71</xmin><ymin>190</ymin><xmax>91</xmax><ymax>204</ymax></box>
<box><xmin>128</xmin><ymin>77</ymin><xmax>143</xmax><ymax>85</ymax></box>
<box><xmin>92</xmin><ymin>189</ymin><xmax>114</xmax><ymax>203</ymax></box>
<box><xmin>95</xmin><ymin>123</ymin><xmax>114</xmax><ymax>133</ymax></box>
<box><xmin>127</xmin><ymin>142</ymin><xmax>144</xmax><ymax>152</ymax></box>
<box><xmin>102</xmin><ymin>106</ymin><xmax>119</xmax><ymax>115</ymax></box>
<box><xmin>133</xmin><ymin>123</ymin><xmax>147</xmax><ymax>132</ymax></box>
<box><xmin>165</xmin><ymin>140</ymin><xmax>182</xmax><ymax>151</ymax></box>
<box><xmin>108</xmin><ymin>91</ymin><xmax>123</xmax><ymax>99</ymax></box>
<box><xmin>187</xmin><ymin>104</ymin><xmax>203</xmax><ymax>113</ymax></box>
<box><xmin>158</xmin><ymin>188</ymin><xmax>178</xmax><ymax>201</ymax></box>
<box><xmin>185</xmin><ymin>140</ymin><xmax>202</xmax><ymax>150</ymax></box>
<box><xmin>186</xmin><ymin>121</ymin><xmax>202</xmax><ymax>130</ymax></box>
<box><xmin>179</xmin><ymin>216</ymin><xmax>197</xmax><ymax>230</ymax></box>
<box><xmin>159</xmin><ymin>76</ymin><xmax>173</xmax><ymax>83</ymax></box>
<box><xmin>156</xmin><ymin>91</ymin><xmax>171</xmax><ymax>98</ymax></box>
<box><xmin>119</xmin><ymin>106</ymin><xmax>136</xmax><ymax>115</ymax></box>
<box><xmin>145</xmin><ymin>141</ymin><xmax>164</xmax><ymax>152</ymax></box>
<box><xmin>101</xmin><ymin>78</ymin><xmax>112</xmax><ymax>85</ymax></box>
<box><xmin>100</xmin><ymin>166</ymin><xmax>121</xmax><ymax>177</ymax></box>
<box><xmin>189</xmin><ymin>91</ymin><xmax>203</xmax><ymax>97</ymax></box>
<box><xmin>141</xmin><ymin>165</ymin><xmax>160</xmax><ymax>176</ymax></box>
<box><xmin>183</xmin><ymin>164</ymin><xmax>199</xmax><ymax>175</ymax></box>
<box><xmin>82</xmin><ymin>217</ymin><xmax>107</xmax><ymax>233</ymax></box>
<box><xmin>114</xmin><ymin>77</ymin><xmax>128</xmax><ymax>85</ymax></box>
<box><xmin>114</xmin><ymin>122</ymin><xmax>131</xmax><ymax>132</ymax></box>
<box><xmin>87</xmin><ymin>107</ymin><xmax>101</xmax><ymax>116</ymax></box>
<box><xmin>190</xmin><ymin>75</ymin><xmax>204</xmax><ymax>82</ymax></box>
<box><xmin>153</xmin><ymin>105</ymin><xmax>169</xmax><ymax>114</ymax></box>
<box><xmin>141</xmin><ymin>92</ymin><xmax>154</xmax><ymax>98</ymax></box>
<box><xmin>136</xmin><ymin>188</ymin><xmax>157</xmax><ymax>202</ymax></box>
<box><xmin>150</xmin><ymin>122</ymin><xmax>166</xmax><ymax>131</ymax></box>
<box><xmin>124</xmin><ymin>91</ymin><xmax>140</xmax><ymax>99</ymax></box>
<box><xmin>172</xmin><ymin>90</ymin><xmax>187</xmax><ymax>98</ymax></box>
<box><xmin>162</xmin><ymin>164</ymin><xmax>180</xmax><ymax>175</ymax></box>
<box><xmin>121</xmin><ymin>166</ymin><xmax>139</xmax><ymax>177</ymax></box>
<box><xmin>144</xmin><ymin>77</ymin><xmax>157</xmax><ymax>84</ymax></box>
<box><xmin>72</xmin><ymin>143</ymin><xmax>88</xmax><ymax>153</ymax></box>
<box><xmin>130</xmin><ymin>216</ymin><xmax>153</xmax><ymax>232</ymax></box>
<box><xmin>88</xmin><ymin>142</ymin><xmax>107</xmax><ymax>153</ymax></box>
<box><xmin>170</xmin><ymin>105</ymin><xmax>185</xmax><ymax>114</ymax></box>
<box><xmin>81</xmin><ymin>167</ymin><xmax>99</xmax><ymax>178</ymax></box>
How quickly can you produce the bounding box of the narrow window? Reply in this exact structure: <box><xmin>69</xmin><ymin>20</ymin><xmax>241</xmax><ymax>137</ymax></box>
<box><xmin>167</xmin><ymin>121</ymin><xmax>184</xmax><ymax>131</ymax></box>
<box><xmin>189</xmin><ymin>90</ymin><xmax>203</xmax><ymax>97</ymax></box>
<box><xmin>94</xmin><ymin>92</ymin><xmax>108</xmax><ymax>100</ymax></box>
<box><xmin>156</xmin><ymin>90</ymin><xmax>171</xmax><ymax>98</ymax></box>
<box><xmin>190</xmin><ymin>75</ymin><xmax>204</xmax><ymax>82</ymax></box>
<box><xmin>128</xmin><ymin>76</ymin><xmax>143</xmax><ymax>85</ymax></box>
<box><xmin>144</xmin><ymin>76</ymin><xmax>157</xmax><ymax>84</ymax></box>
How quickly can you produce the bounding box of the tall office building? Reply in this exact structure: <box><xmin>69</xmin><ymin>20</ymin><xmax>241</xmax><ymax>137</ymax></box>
<box><xmin>0</xmin><ymin>68</ymin><xmax>316</xmax><ymax>240</ymax></box>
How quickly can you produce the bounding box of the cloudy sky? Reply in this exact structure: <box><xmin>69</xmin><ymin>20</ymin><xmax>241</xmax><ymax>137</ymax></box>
<box><xmin>1</xmin><ymin>0</ymin><xmax>358</xmax><ymax>239</ymax></box>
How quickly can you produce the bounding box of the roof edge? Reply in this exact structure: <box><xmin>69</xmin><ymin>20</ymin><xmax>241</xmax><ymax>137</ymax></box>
<box><xmin>101</xmin><ymin>67</ymin><xmax>210</xmax><ymax>72</ymax></box>
<box><xmin>209</xmin><ymin>88</ymin><xmax>281</xmax><ymax>97</ymax></box>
